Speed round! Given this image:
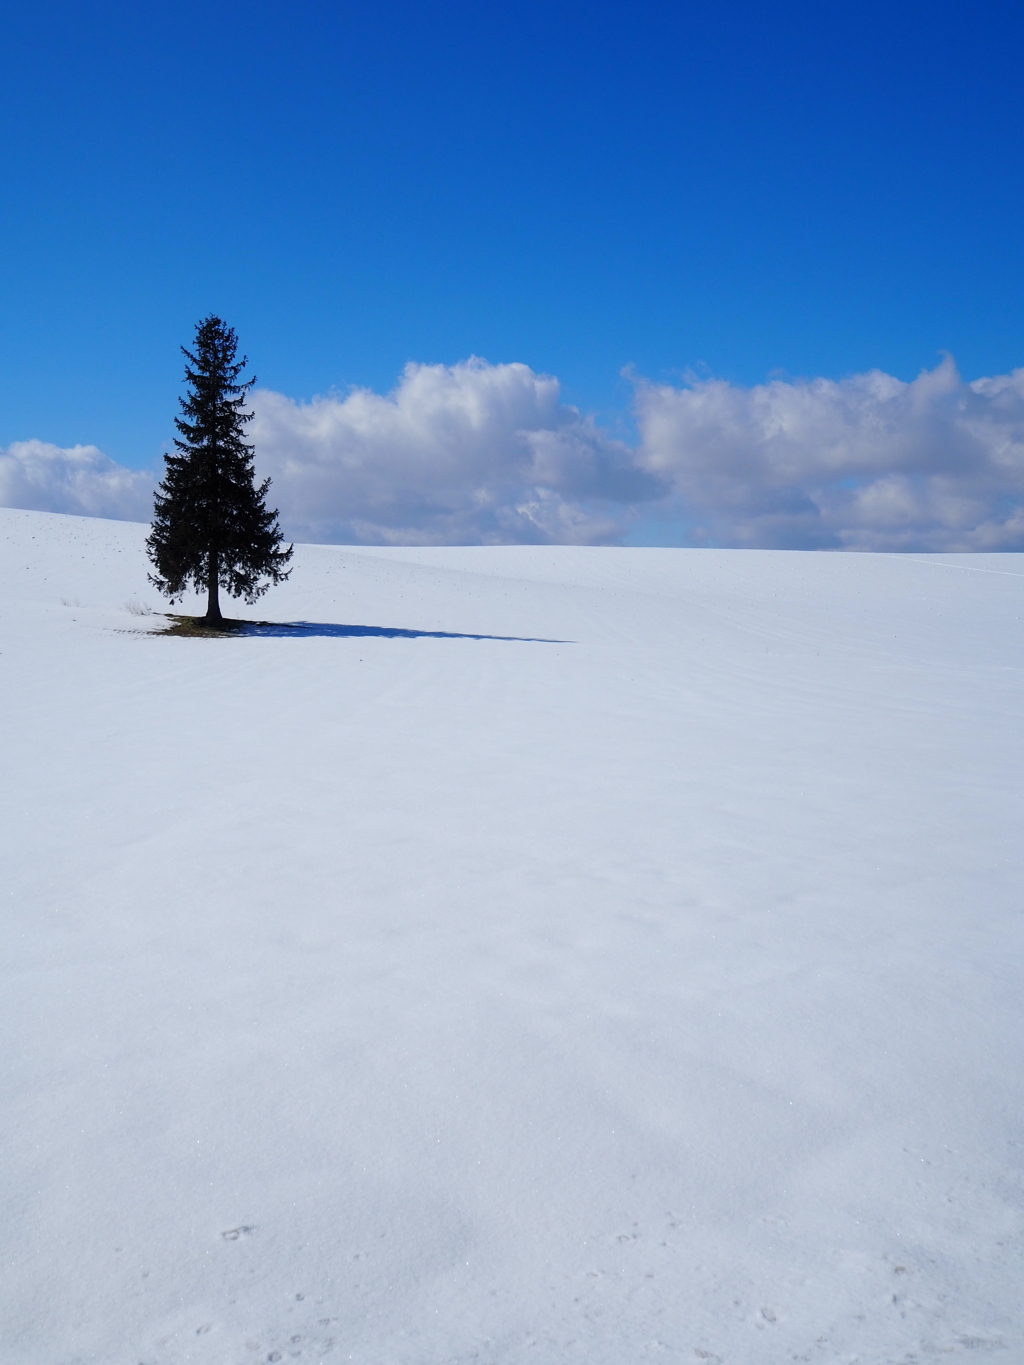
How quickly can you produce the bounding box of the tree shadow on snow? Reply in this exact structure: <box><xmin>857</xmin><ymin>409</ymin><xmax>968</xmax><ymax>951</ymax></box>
<box><xmin>239</xmin><ymin>620</ymin><xmax>569</xmax><ymax>643</ymax></box>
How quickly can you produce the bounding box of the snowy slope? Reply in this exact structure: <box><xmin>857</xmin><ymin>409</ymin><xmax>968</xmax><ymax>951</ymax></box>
<box><xmin>2</xmin><ymin>506</ymin><xmax>1023</xmax><ymax>1365</ymax></box>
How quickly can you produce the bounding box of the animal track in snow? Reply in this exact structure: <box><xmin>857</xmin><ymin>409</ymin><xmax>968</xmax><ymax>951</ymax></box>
<box><xmin>222</xmin><ymin>1225</ymin><xmax>257</xmax><ymax>1240</ymax></box>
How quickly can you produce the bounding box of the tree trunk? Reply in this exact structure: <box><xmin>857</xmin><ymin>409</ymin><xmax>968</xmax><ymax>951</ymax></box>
<box><xmin>205</xmin><ymin>548</ymin><xmax>222</xmax><ymax>623</ymax></box>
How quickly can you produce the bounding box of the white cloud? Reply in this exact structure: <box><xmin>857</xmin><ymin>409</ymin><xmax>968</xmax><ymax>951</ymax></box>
<box><xmin>5</xmin><ymin>355</ymin><xmax>1024</xmax><ymax>550</ymax></box>
<box><xmin>249</xmin><ymin>357</ymin><xmax>655</xmax><ymax>545</ymax></box>
<box><xmin>0</xmin><ymin>439</ymin><xmax>154</xmax><ymax>522</ymax></box>
<box><xmin>633</xmin><ymin>357</ymin><xmax>1024</xmax><ymax>550</ymax></box>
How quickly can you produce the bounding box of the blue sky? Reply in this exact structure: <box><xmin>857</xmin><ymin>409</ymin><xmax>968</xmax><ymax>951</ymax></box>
<box><xmin>3</xmin><ymin>0</ymin><xmax>1024</xmax><ymax>549</ymax></box>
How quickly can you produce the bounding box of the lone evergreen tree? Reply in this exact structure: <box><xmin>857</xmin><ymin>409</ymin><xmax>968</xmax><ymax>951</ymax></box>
<box><xmin>147</xmin><ymin>316</ymin><xmax>293</xmax><ymax>624</ymax></box>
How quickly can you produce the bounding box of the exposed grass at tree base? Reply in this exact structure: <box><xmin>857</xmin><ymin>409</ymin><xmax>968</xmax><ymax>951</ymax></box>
<box><xmin>159</xmin><ymin>614</ymin><xmax>250</xmax><ymax>638</ymax></box>
<box><xmin>158</xmin><ymin>614</ymin><xmax>302</xmax><ymax>637</ymax></box>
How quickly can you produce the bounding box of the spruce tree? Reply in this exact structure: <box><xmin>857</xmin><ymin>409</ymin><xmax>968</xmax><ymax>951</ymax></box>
<box><xmin>146</xmin><ymin>316</ymin><xmax>293</xmax><ymax>624</ymax></box>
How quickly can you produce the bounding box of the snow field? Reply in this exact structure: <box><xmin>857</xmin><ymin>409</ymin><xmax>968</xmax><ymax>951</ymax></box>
<box><xmin>1</xmin><ymin>507</ymin><xmax>1023</xmax><ymax>1364</ymax></box>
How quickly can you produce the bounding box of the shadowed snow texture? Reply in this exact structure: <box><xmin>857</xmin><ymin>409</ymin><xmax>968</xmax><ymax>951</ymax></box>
<box><xmin>2</xmin><ymin>508</ymin><xmax>1023</xmax><ymax>1364</ymax></box>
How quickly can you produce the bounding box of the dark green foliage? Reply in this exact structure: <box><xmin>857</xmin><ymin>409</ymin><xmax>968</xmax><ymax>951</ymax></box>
<box><xmin>146</xmin><ymin>316</ymin><xmax>293</xmax><ymax>621</ymax></box>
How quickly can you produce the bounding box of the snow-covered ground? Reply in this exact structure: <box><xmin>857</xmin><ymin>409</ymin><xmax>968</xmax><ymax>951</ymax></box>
<box><xmin>2</xmin><ymin>506</ymin><xmax>1023</xmax><ymax>1365</ymax></box>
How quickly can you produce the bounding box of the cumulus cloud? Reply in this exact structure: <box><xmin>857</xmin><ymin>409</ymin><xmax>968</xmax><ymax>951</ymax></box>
<box><xmin>0</xmin><ymin>439</ymin><xmax>154</xmax><ymax>522</ymax></box>
<box><xmin>249</xmin><ymin>357</ymin><xmax>657</xmax><ymax>545</ymax></box>
<box><xmin>4</xmin><ymin>355</ymin><xmax>1024</xmax><ymax>550</ymax></box>
<box><xmin>634</xmin><ymin>357</ymin><xmax>1024</xmax><ymax>550</ymax></box>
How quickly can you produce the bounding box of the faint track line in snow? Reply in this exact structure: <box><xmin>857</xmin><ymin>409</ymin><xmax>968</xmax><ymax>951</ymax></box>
<box><xmin>898</xmin><ymin>557</ymin><xmax>1024</xmax><ymax>577</ymax></box>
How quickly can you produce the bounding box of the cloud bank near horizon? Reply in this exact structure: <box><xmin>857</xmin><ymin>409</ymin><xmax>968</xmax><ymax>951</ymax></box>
<box><xmin>0</xmin><ymin>439</ymin><xmax>154</xmax><ymax>523</ymax></box>
<box><xmin>249</xmin><ymin>358</ymin><xmax>657</xmax><ymax>546</ymax></box>
<box><xmin>4</xmin><ymin>356</ymin><xmax>1024</xmax><ymax>551</ymax></box>
<box><xmin>634</xmin><ymin>356</ymin><xmax>1024</xmax><ymax>551</ymax></box>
